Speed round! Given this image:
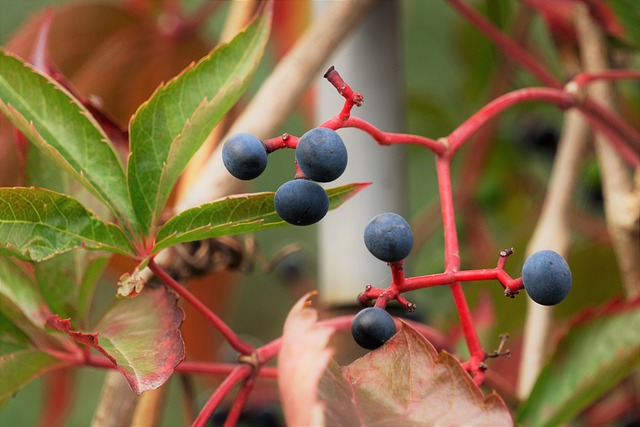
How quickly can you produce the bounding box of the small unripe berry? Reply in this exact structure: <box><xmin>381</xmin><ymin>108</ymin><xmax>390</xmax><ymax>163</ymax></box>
<box><xmin>364</xmin><ymin>212</ymin><xmax>414</xmax><ymax>263</ymax></box>
<box><xmin>295</xmin><ymin>128</ymin><xmax>348</xmax><ymax>182</ymax></box>
<box><xmin>274</xmin><ymin>179</ymin><xmax>329</xmax><ymax>226</ymax></box>
<box><xmin>351</xmin><ymin>307</ymin><xmax>396</xmax><ymax>350</ymax></box>
<box><xmin>222</xmin><ymin>133</ymin><xmax>268</xmax><ymax>180</ymax></box>
<box><xmin>522</xmin><ymin>250</ymin><xmax>572</xmax><ymax>306</ymax></box>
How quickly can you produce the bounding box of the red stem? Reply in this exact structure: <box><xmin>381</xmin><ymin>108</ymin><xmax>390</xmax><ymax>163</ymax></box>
<box><xmin>192</xmin><ymin>365</ymin><xmax>252</xmax><ymax>427</ymax></box>
<box><xmin>222</xmin><ymin>375</ymin><xmax>257</xmax><ymax>427</ymax></box>
<box><xmin>448</xmin><ymin>88</ymin><xmax>574</xmax><ymax>154</ymax></box>
<box><xmin>446</xmin><ymin>0</ymin><xmax>561</xmax><ymax>88</ymax></box>
<box><xmin>572</xmin><ymin>69</ymin><xmax>640</xmax><ymax>86</ymax></box>
<box><xmin>436</xmin><ymin>156</ymin><xmax>485</xmax><ymax>377</ymax></box>
<box><xmin>148</xmin><ymin>260</ymin><xmax>254</xmax><ymax>355</ymax></box>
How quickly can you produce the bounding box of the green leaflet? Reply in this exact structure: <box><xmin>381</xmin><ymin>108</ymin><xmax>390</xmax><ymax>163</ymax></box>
<box><xmin>152</xmin><ymin>183</ymin><xmax>369</xmax><ymax>254</ymax></box>
<box><xmin>517</xmin><ymin>298</ymin><xmax>640</xmax><ymax>426</ymax></box>
<box><xmin>127</xmin><ymin>3</ymin><xmax>272</xmax><ymax>234</ymax></box>
<box><xmin>0</xmin><ymin>49</ymin><xmax>137</xmax><ymax>233</ymax></box>
<box><xmin>0</xmin><ymin>188</ymin><xmax>135</xmax><ymax>262</ymax></box>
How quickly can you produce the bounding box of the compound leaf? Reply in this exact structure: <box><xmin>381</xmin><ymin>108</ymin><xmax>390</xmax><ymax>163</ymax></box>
<box><xmin>319</xmin><ymin>323</ymin><xmax>513</xmax><ymax>426</ymax></box>
<box><xmin>0</xmin><ymin>188</ymin><xmax>135</xmax><ymax>262</ymax></box>
<box><xmin>48</xmin><ymin>285</ymin><xmax>184</xmax><ymax>394</ymax></box>
<box><xmin>152</xmin><ymin>183</ymin><xmax>369</xmax><ymax>254</ymax></box>
<box><xmin>0</xmin><ymin>348</ymin><xmax>65</xmax><ymax>409</ymax></box>
<box><xmin>127</xmin><ymin>2</ymin><xmax>272</xmax><ymax>234</ymax></box>
<box><xmin>0</xmin><ymin>49</ymin><xmax>136</xmax><ymax>231</ymax></box>
<box><xmin>517</xmin><ymin>297</ymin><xmax>640</xmax><ymax>427</ymax></box>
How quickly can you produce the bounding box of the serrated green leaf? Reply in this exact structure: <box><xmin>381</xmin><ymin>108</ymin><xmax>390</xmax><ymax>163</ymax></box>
<box><xmin>0</xmin><ymin>349</ymin><xmax>65</xmax><ymax>409</ymax></box>
<box><xmin>127</xmin><ymin>3</ymin><xmax>272</xmax><ymax>234</ymax></box>
<box><xmin>517</xmin><ymin>298</ymin><xmax>640</xmax><ymax>427</ymax></box>
<box><xmin>0</xmin><ymin>188</ymin><xmax>135</xmax><ymax>262</ymax></box>
<box><xmin>152</xmin><ymin>183</ymin><xmax>369</xmax><ymax>254</ymax></box>
<box><xmin>0</xmin><ymin>49</ymin><xmax>137</xmax><ymax>232</ymax></box>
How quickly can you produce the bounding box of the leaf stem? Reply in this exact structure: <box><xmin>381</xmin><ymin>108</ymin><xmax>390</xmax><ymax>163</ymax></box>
<box><xmin>192</xmin><ymin>365</ymin><xmax>252</xmax><ymax>427</ymax></box>
<box><xmin>222</xmin><ymin>375</ymin><xmax>257</xmax><ymax>427</ymax></box>
<box><xmin>148</xmin><ymin>259</ymin><xmax>254</xmax><ymax>355</ymax></box>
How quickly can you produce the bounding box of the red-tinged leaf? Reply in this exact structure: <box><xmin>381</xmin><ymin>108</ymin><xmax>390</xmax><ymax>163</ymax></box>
<box><xmin>517</xmin><ymin>296</ymin><xmax>640</xmax><ymax>427</ymax></box>
<box><xmin>47</xmin><ymin>286</ymin><xmax>185</xmax><ymax>394</ymax></box>
<box><xmin>278</xmin><ymin>292</ymin><xmax>335</xmax><ymax>427</ymax></box>
<box><xmin>318</xmin><ymin>322</ymin><xmax>513</xmax><ymax>426</ymax></box>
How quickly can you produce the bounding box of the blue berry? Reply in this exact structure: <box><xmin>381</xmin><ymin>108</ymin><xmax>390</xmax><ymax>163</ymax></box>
<box><xmin>295</xmin><ymin>128</ymin><xmax>348</xmax><ymax>182</ymax></box>
<box><xmin>351</xmin><ymin>307</ymin><xmax>396</xmax><ymax>350</ymax></box>
<box><xmin>364</xmin><ymin>212</ymin><xmax>414</xmax><ymax>263</ymax></box>
<box><xmin>222</xmin><ymin>133</ymin><xmax>268</xmax><ymax>180</ymax></box>
<box><xmin>522</xmin><ymin>250</ymin><xmax>572</xmax><ymax>306</ymax></box>
<box><xmin>274</xmin><ymin>179</ymin><xmax>329</xmax><ymax>226</ymax></box>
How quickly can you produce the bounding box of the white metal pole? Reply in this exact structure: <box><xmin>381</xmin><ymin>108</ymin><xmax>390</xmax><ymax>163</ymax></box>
<box><xmin>314</xmin><ymin>0</ymin><xmax>407</xmax><ymax>307</ymax></box>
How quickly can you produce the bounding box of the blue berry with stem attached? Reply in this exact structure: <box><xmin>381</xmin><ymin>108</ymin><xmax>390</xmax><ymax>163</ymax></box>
<box><xmin>274</xmin><ymin>179</ymin><xmax>329</xmax><ymax>226</ymax></box>
<box><xmin>295</xmin><ymin>127</ymin><xmax>348</xmax><ymax>182</ymax></box>
<box><xmin>222</xmin><ymin>133</ymin><xmax>268</xmax><ymax>180</ymax></box>
<box><xmin>522</xmin><ymin>250</ymin><xmax>572</xmax><ymax>306</ymax></box>
<box><xmin>364</xmin><ymin>212</ymin><xmax>414</xmax><ymax>263</ymax></box>
<box><xmin>351</xmin><ymin>307</ymin><xmax>397</xmax><ymax>350</ymax></box>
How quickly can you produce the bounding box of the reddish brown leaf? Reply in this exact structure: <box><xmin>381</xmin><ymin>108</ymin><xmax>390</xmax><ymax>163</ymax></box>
<box><xmin>278</xmin><ymin>292</ymin><xmax>335</xmax><ymax>427</ymax></box>
<box><xmin>48</xmin><ymin>286</ymin><xmax>184</xmax><ymax>394</ymax></box>
<box><xmin>319</xmin><ymin>322</ymin><xmax>513</xmax><ymax>426</ymax></box>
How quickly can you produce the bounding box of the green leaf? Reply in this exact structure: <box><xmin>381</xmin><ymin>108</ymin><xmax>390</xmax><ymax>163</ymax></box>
<box><xmin>0</xmin><ymin>49</ymin><xmax>137</xmax><ymax>232</ymax></box>
<box><xmin>609</xmin><ymin>0</ymin><xmax>640</xmax><ymax>48</ymax></box>
<box><xmin>0</xmin><ymin>255</ymin><xmax>46</xmax><ymax>328</ymax></box>
<box><xmin>127</xmin><ymin>3</ymin><xmax>272</xmax><ymax>234</ymax></box>
<box><xmin>0</xmin><ymin>349</ymin><xmax>65</xmax><ymax>409</ymax></box>
<box><xmin>49</xmin><ymin>286</ymin><xmax>184</xmax><ymax>394</ymax></box>
<box><xmin>517</xmin><ymin>297</ymin><xmax>640</xmax><ymax>427</ymax></box>
<box><xmin>152</xmin><ymin>183</ymin><xmax>369</xmax><ymax>254</ymax></box>
<box><xmin>0</xmin><ymin>188</ymin><xmax>135</xmax><ymax>262</ymax></box>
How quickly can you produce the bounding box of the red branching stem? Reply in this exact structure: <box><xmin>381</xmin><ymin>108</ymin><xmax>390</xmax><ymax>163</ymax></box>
<box><xmin>192</xmin><ymin>364</ymin><xmax>252</xmax><ymax>427</ymax></box>
<box><xmin>436</xmin><ymin>156</ymin><xmax>485</xmax><ymax>379</ymax></box>
<box><xmin>322</xmin><ymin>115</ymin><xmax>446</xmax><ymax>155</ymax></box>
<box><xmin>572</xmin><ymin>69</ymin><xmax>640</xmax><ymax>86</ymax></box>
<box><xmin>324</xmin><ymin>66</ymin><xmax>364</xmax><ymax>120</ymax></box>
<box><xmin>446</xmin><ymin>0</ymin><xmax>640</xmax><ymax>162</ymax></box>
<box><xmin>222</xmin><ymin>375</ymin><xmax>257</xmax><ymax>427</ymax></box>
<box><xmin>447</xmin><ymin>0</ymin><xmax>561</xmax><ymax>88</ymax></box>
<box><xmin>263</xmin><ymin>134</ymin><xmax>299</xmax><ymax>152</ymax></box>
<box><xmin>148</xmin><ymin>260</ymin><xmax>254</xmax><ymax>356</ymax></box>
<box><xmin>448</xmin><ymin>88</ymin><xmax>575</xmax><ymax>154</ymax></box>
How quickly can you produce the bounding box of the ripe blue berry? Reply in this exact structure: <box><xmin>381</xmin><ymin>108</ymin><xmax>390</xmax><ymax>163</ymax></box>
<box><xmin>295</xmin><ymin>128</ymin><xmax>348</xmax><ymax>182</ymax></box>
<box><xmin>222</xmin><ymin>133</ymin><xmax>268</xmax><ymax>180</ymax></box>
<box><xmin>522</xmin><ymin>250</ymin><xmax>572</xmax><ymax>306</ymax></box>
<box><xmin>364</xmin><ymin>212</ymin><xmax>414</xmax><ymax>263</ymax></box>
<box><xmin>351</xmin><ymin>307</ymin><xmax>396</xmax><ymax>350</ymax></box>
<box><xmin>274</xmin><ymin>179</ymin><xmax>329</xmax><ymax>226</ymax></box>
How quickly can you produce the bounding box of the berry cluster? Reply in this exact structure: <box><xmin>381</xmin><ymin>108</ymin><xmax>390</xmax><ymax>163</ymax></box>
<box><xmin>352</xmin><ymin>212</ymin><xmax>414</xmax><ymax>350</ymax></box>
<box><xmin>222</xmin><ymin>128</ymin><xmax>348</xmax><ymax>226</ymax></box>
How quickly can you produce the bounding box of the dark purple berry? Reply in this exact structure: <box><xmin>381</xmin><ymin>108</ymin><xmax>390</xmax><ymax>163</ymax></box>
<box><xmin>222</xmin><ymin>133</ymin><xmax>268</xmax><ymax>180</ymax></box>
<box><xmin>274</xmin><ymin>179</ymin><xmax>329</xmax><ymax>226</ymax></box>
<box><xmin>295</xmin><ymin>128</ymin><xmax>348</xmax><ymax>182</ymax></box>
<box><xmin>364</xmin><ymin>212</ymin><xmax>413</xmax><ymax>263</ymax></box>
<box><xmin>351</xmin><ymin>307</ymin><xmax>396</xmax><ymax>350</ymax></box>
<box><xmin>522</xmin><ymin>250</ymin><xmax>571</xmax><ymax>306</ymax></box>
